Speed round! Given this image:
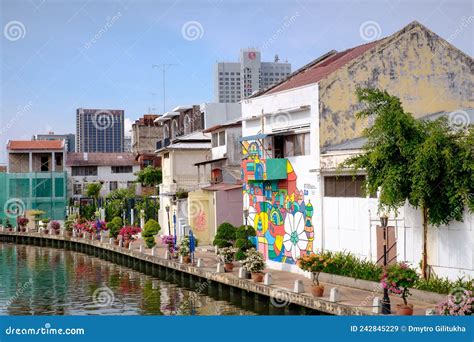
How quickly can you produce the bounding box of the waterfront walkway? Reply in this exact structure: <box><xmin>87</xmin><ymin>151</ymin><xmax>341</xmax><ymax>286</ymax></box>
<box><xmin>0</xmin><ymin>230</ymin><xmax>440</xmax><ymax>315</ymax></box>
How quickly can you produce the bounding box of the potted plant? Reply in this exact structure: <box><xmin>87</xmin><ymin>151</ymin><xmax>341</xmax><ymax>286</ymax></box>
<box><xmin>5</xmin><ymin>219</ymin><xmax>13</xmax><ymax>232</ymax></box>
<box><xmin>217</xmin><ymin>247</ymin><xmax>237</xmax><ymax>272</ymax></box>
<box><xmin>119</xmin><ymin>226</ymin><xmax>142</xmax><ymax>248</ymax></box>
<box><xmin>141</xmin><ymin>219</ymin><xmax>161</xmax><ymax>249</ymax></box>
<box><xmin>17</xmin><ymin>217</ymin><xmax>29</xmax><ymax>232</ymax></box>
<box><xmin>297</xmin><ymin>252</ymin><xmax>332</xmax><ymax>297</ymax></box>
<box><xmin>64</xmin><ymin>215</ymin><xmax>76</xmax><ymax>237</ymax></box>
<box><xmin>381</xmin><ymin>262</ymin><xmax>419</xmax><ymax>315</ymax></box>
<box><xmin>106</xmin><ymin>217</ymin><xmax>123</xmax><ymax>245</ymax></box>
<box><xmin>179</xmin><ymin>236</ymin><xmax>192</xmax><ymax>263</ymax></box>
<box><xmin>161</xmin><ymin>235</ymin><xmax>176</xmax><ymax>258</ymax></box>
<box><xmin>242</xmin><ymin>248</ymin><xmax>265</xmax><ymax>282</ymax></box>
<box><xmin>50</xmin><ymin>221</ymin><xmax>61</xmax><ymax>235</ymax></box>
<box><xmin>436</xmin><ymin>289</ymin><xmax>473</xmax><ymax>316</ymax></box>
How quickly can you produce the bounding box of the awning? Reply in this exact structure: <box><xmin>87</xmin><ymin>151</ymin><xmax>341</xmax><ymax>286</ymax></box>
<box><xmin>194</xmin><ymin>157</ymin><xmax>227</xmax><ymax>166</ymax></box>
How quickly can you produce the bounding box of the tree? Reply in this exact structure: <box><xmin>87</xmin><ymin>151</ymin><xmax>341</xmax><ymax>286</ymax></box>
<box><xmin>344</xmin><ymin>88</ymin><xmax>473</xmax><ymax>279</ymax></box>
<box><xmin>136</xmin><ymin>166</ymin><xmax>162</xmax><ymax>187</ymax></box>
<box><xmin>85</xmin><ymin>182</ymin><xmax>102</xmax><ymax>200</ymax></box>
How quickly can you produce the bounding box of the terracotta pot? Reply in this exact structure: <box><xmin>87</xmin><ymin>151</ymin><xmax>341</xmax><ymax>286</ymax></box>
<box><xmin>66</xmin><ymin>231</ymin><xmax>73</xmax><ymax>237</ymax></box>
<box><xmin>113</xmin><ymin>239</ymin><xmax>119</xmax><ymax>246</ymax></box>
<box><xmin>54</xmin><ymin>229</ymin><xmax>60</xmax><ymax>235</ymax></box>
<box><xmin>20</xmin><ymin>227</ymin><xmax>26</xmax><ymax>232</ymax></box>
<box><xmin>44</xmin><ymin>229</ymin><xmax>49</xmax><ymax>235</ymax></box>
<box><xmin>251</xmin><ymin>272</ymin><xmax>264</xmax><ymax>282</ymax></box>
<box><xmin>396</xmin><ymin>303</ymin><xmax>414</xmax><ymax>315</ymax></box>
<box><xmin>7</xmin><ymin>228</ymin><xmax>13</xmax><ymax>232</ymax></box>
<box><xmin>311</xmin><ymin>285</ymin><xmax>325</xmax><ymax>297</ymax></box>
<box><xmin>224</xmin><ymin>262</ymin><xmax>234</xmax><ymax>272</ymax></box>
<box><xmin>183</xmin><ymin>256</ymin><xmax>191</xmax><ymax>264</ymax></box>
<box><xmin>124</xmin><ymin>240</ymin><xmax>130</xmax><ymax>249</ymax></box>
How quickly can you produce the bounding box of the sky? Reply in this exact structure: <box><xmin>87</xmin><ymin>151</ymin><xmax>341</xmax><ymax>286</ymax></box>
<box><xmin>0</xmin><ymin>0</ymin><xmax>473</xmax><ymax>163</ymax></box>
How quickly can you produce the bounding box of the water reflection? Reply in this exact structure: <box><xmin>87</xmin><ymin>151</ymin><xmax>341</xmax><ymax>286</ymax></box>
<box><xmin>0</xmin><ymin>243</ymin><xmax>257</xmax><ymax>316</ymax></box>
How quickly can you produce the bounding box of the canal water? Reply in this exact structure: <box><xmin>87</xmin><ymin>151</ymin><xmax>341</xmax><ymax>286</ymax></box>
<box><xmin>0</xmin><ymin>243</ymin><xmax>261</xmax><ymax>315</ymax></box>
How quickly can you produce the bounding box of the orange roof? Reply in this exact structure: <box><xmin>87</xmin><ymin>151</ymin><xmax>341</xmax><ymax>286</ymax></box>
<box><xmin>7</xmin><ymin>140</ymin><xmax>65</xmax><ymax>150</ymax></box>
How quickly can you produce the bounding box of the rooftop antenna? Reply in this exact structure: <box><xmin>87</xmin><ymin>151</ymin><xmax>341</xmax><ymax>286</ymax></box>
<box><xmin>274</xmin><ymin>54</ymin><xmax>279</xmax><ymax>62</ymax></box>
<box><xmin>152</xmin><ymin>64</ymin><xmax>176</xmax><ymax>113</ymax></box>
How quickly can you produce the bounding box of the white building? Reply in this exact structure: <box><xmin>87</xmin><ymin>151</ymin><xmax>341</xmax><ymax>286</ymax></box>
<box><xmin>240</xmin><ymin>22</ymin><xmax>473</xmax><ymax>280</ymax></box>
<box><xmin>214</xmin><ymin>49</ymin><xmax>291</xmax><ymax>103</ymax></box>
<box><xmin>66</xmin><ymin>152</ymin><xmax>139</xmax><ymax>198</ymax></box>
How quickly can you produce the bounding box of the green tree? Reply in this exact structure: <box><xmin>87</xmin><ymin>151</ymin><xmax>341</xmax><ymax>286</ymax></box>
<box><xmin>213</xmin><ymin>222</ymin><xmax>236</xmax><ymax>248</ymax></box>
<box><xmin>142</xmin><ymin>219</ymin><xmax>161</xmax><ymax>248</ymax></box>
<box><xmin>344</xmin><ymin>88</ymin><xmax>473</xmax><ymax>279</ymax></box>
<box><xmin>85</xmin><ymin>182</ymin><xmax>102</xmax><ymax>200</ymax></box>
<box><xmin>136</xmin><ymin>166</ymin><xmax>162</xmax><ymax>187</ymax></box>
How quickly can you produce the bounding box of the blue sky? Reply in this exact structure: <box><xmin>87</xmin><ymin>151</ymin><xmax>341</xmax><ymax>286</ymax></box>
<box><xmin>0</xmin><ymin>0</ymin><xmax>473</xmax><ymax>163</ymax></box>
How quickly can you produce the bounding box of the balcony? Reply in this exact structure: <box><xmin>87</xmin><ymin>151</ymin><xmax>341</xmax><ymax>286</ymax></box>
<box><xmin>242</xmin><ymin>158</ymin><xmax>288</xmax><ymax>181</ymax></box>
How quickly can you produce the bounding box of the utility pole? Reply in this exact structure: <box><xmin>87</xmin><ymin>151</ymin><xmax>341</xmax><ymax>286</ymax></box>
<box><xmin>152</xmin><ymin>64</ymin><xmax>175</xmax><ymax>113</ymax></box>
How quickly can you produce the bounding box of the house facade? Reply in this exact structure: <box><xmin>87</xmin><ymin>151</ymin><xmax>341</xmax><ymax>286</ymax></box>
<box><xmin>66</xmin><ymin>153</ymin><xmax>139</xmax><ymax>198</ymax></box>
<box><xmin>241</xmin><ymin>21</ymin><xmax>473</xmax><ymax>279</ymax></box>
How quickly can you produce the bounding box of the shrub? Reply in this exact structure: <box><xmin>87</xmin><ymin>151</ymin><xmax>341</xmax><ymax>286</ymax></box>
<box><xmin>297</xmin><ymin>252</ymin><xmax>334</xmax><ymax>286</ymax></box>
<box><xmin>17</xmin><ymin>217</ymin><xmax>29</xmax><ymax>227</ymax></box>
<box><xmin>242</xmin><ymin>248</ymin><xmax>265</xmax><ymax>273</ymax></box>
<box><xmin>436</xmin><ymin>289</ymin><xmax>473</xmax><ymax>316</ymax></box>
<box><xmin>319</xmin><ymin>251</ymin><xmax>383</xmax><ymax>282</ymax></box>
<box><xmin>106</xmin><ymin>217</ymin><xmax>123</xmax><ymax>239</ymax></box>
<box><xmin>179</xmin><ymin>236</ymin><xmax>191</xmax><ymax>256</ymax></box>
<box><xmin>415</xmin><ymin>276</ymin><xmax>474</xmax><ymax>295</ymax></box>
<box><xmin>381</xmin><ymin>262</ymin><xmax>419</xmax><ymax>306</ymax></box>
<box><xmin>142</xmin><ymin>219</ymin><xmax>161</xmax><ymax>248</ymax></box>
<box><xmin>235</xmin><ymin>225</ymin><xmax>256</xmax><ymax>260</ymax></box>
<box><xmin>64</xmin><ymin>214</ymin><xmax>77</xmax><ymax>231</ymax></box>
<box><xmin>217</xmin><ymin>247</ymin><xmax>237</xmax><ymax>264</ymax></box>
<box><xmin>50</xmin><ymin>221</ymin><xmax>61</xmax><ymax>230</ymax></box>
<box><xmin>213</xmin><ymin>222</ymin><xmax>236</xmax><ymax>248</ymax></box>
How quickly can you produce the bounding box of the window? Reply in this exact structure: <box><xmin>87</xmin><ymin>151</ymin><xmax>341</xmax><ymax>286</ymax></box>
<box><xmin>273</xmin><ymin>133</ymin><xmax>310</xmax><ymax>157</ymax></box>
<box><xmin>184</xmin><ymin>114</ymin><xmax>192</xmax><ymax>135</ymax></box>
<box><xmin>110</xmin><ymin>181</ymin><xmax>118</xmax><ymax>191</ymax></box>
<box><xmin>163</xmin><ymin>125</ymin><xmax>170</xmax><ymax>139</ymax></box>
<box><xmin>40</xmin><ymin>156</ymin><xmax>49</xmax><ymax>172</ymax></box>
<box><xmin>163</xmin><ymin>152</ymin><xmax>169</xmax><ymax>159</ymax></box>
<box><xmin>111</xmin><ymin>166</ymin><xmax>133</xmax><ymax>173</ymax></box>
<box><xmin>73</xmin><ymin>184</ymin><xmax>82</xmax><ymax>195</ymax></box>
<box><xmin>171</xmin><ymin>119</ymin><xmax>179</xmax><ymax>139</ymax></box>
<box><xmin>219</xmin><ymin>131</ymin><xmax>225</xmax><ymax>146</ymax></box>
<box><xmin>71</xmin><ymin>166</ymin><xmax>98</xmax><ymax>176</ymax></box>
<box><xmin>212</xmin><ymin>133</ymin><xmax>218</xmax><ymax>147</ymax></box>
<box><xmin>55</xmin><ymin>154</ymin><xmax>62</xmax><ymax>167</ymax></box>
<box><xmin>324</xmin><ymin>175</ymin><xmax>370</xmax><ymax>198</ymax></box>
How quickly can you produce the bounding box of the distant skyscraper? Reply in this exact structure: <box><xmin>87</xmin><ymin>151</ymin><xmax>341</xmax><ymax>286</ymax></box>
<box><xmin>76</xmin><ymin>108</ymin><xmax>124</xmax><ymax>152</ymax></box>
<box><xmin>35</xmin><ymin>132</ymin><xmax>76</xmax><ymax>152</ymax></box>
<box><xmin>214</xmin><ymin>49</ymin><xmax>291</xmax><ymax>103</ymax></box>
<box><xmin>124</xmin><ymin>136</ymin><xmax>132</xmax><ymax>152</ymax></box>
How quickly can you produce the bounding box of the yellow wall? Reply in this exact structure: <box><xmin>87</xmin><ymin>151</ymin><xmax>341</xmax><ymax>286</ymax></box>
<box><xmin>319</xmin><ymin>22</ymin><xmax>473</xmax><ymax>147</ymax></box>
<box><xmin>187</xmin><ymin>189</ymin><xmax>215</xmax><ymax>245</ymax></box>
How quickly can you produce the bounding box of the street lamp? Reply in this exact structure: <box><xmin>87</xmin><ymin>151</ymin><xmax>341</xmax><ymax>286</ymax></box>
<box><xmin>380</xmin><ymin>214</ymin><xmax>391</xmax><ymax>314</ymax></box>
<box><xmin>243</xmin><ymin>208</ymin><xmax>249</xmax><ymax>227</ymax></box>
<box><xmin>165</xmin><ymin>205</ymin><xmax>171</xmax><ymax>235</ymax></box>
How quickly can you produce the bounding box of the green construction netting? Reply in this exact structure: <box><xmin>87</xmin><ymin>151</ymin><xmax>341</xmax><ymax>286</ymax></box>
<box><xmin>0</xmin><ymin>172</ymin><xmax>67</xmax><ymax>222</ymax></box>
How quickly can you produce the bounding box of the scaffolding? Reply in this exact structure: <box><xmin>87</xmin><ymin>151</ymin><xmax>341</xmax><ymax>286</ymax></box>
<box><xmin>0</xmin><ymin>172</ymin><xmax>67</xmax><ymax>221</ymax></box>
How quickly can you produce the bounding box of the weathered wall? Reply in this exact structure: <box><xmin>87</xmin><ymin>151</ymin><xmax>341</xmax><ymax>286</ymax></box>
<box><xmin>319</xmin><ymin>22</ymin><xmax>474</xmax><ymax>147</ymax></box>
<box><xmin>8</xmin><ymin>153</ymin><xmax>29</xmax><ymax>173</ymax></box>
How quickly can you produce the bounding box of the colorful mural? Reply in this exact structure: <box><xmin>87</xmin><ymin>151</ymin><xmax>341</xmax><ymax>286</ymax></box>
<box><xmin>241</xmin><ymin>141</ymin><xmax>314</xmax><ymax>264</ymax></box>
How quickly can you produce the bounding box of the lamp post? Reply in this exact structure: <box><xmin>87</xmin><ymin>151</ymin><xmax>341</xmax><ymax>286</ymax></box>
<box><xmin>165</xmin><ymin>205</ymin><xmax>171</xmax><ymax>235</ymax></box>
<box><xmin>380</xmin><ymin>215</ymin><xmax>391</xmax><ymax>314</ymax></box>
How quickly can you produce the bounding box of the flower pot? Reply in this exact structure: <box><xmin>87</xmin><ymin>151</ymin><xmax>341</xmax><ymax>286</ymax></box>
<box><xmin>183</xmin><ymin>256</ymin><xmax>191</xmax><ymax>264</ymax></box>
<box><xmin>113</xmin><ymin>239</ymin><xmax>119</xmax><ymax>246</ymax></box>
<box><xmin>7</xmin><ymin>228</ymin><xmax>13</xmax><ymax>232</ymax></box>
<box><xmin>396</xmin><ymin>303</ymin><xmax>414</xmax><ymax>315</ymax></box>
<box><xmin>251</xmin><ymin>272</ymin><xmax>264</xmax><ymax>282</ymax></box>
<box><xmin>44</xmin><ymin>229</ymin><xmax>49</xmax><ymax>235</ymax></box>
<box><xmin>66</xmin><ymin>231</ymin><xmax>73</xmax><ymax>237</ymax></box>
<box><xmin>224</xmin><ymin>262</ymin><xmax>234</xmax><ymax>272</ymax></box>
<box><xmin>20</xmin><ymin>227</ymin><xmax>26</xmax><ymax>232</ymax></box>
<box><xmin>54</xmin><ymin>229</ymin><xmax>60</xmax><ymax>235</ymax></box>
<box><xmin>311</xmin><ymin>285</ymin><xmax>325</xmax><ymax>297</ymax></box>
<box><xmin>124</xmin><ymin>240</ymin><xmax>130</xmax><ymax>249</ymax></box>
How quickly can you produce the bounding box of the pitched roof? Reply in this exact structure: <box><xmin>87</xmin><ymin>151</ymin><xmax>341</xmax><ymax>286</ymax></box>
<box><xmin>66</xmin><ymin>153</ymin><xmax>138</xmax><ymax>166</ymax></box>
<box><xmin>7</xmin><ymin>140</ymin><xmax>65</xmax><ymax>150</ymax></box>
<box><xmin>254</xmin><ymin>41</ymin><xmax>379</xmax><ymax>96</ymax></box>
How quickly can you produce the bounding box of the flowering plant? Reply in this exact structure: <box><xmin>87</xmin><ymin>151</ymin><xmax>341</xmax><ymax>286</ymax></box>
<box><xmin>178</xmin><ymin>236</ymin><xmax>191</xmax><ymax>256</ymax></box>
<box><xmin>436</xmin><ymin>289</ymin><xmax>473</xmax><ymax>316</ymax></box>
<box><xmin>91</xmin><ymin>220</ymin><xmax>108</xmax><ymax>231</ymax></box>
<box><xmin>119</xmin><ymin>226</ymin><xmax>142</xmax><ymax>240</ymax></box>
<box><xmin>242</xmin><ymin>248</ymin><xmax>265</xmax><ymax>273</ymax></box>
<box><xmin>17</xmin><ymin>217</ymin><xmax>29</xmax><ymax>227</ymax></box>
<box><xmin>217</xmin><ymin>247</ymin><xmax>237</xmax><ymax>264</ymax></box>
<box><xmin>380</xmin><ymin>262</ymin><xmax>419</xmax><ymax>306</ymax></box>
<box><xmin>161</xmin><ymin>235</ymin><xmax>176</xmax><ymax>253</ymax></box>
<box><xmin>50</xmin><ymin>221</ymin><xmax>61</xmax><ymax>230</ymax></box>
<box><xmin>297</xmin><ymin>252</ymin><xmax>333</xmax><ymax>286</ymax></box>
<box><xmin>73</xmin><ymin>221</ymin><xmax>92</xmax><ymax>234</ymax></box>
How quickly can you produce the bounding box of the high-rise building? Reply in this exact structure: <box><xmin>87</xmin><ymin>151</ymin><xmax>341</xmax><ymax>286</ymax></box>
<box><xmin>35</xmin><ymin>132</ymin><xmax>76</xmax><ymax>152</ymax></box>
<box><xmin>214</xmin><ymin>49</ymin><xmax>291</xmax><ymax>103</ymax></box>
<box><xmin>76</xmin><ymin>108</ymin><xmax>124</xmax><ymax>153</ymax></box>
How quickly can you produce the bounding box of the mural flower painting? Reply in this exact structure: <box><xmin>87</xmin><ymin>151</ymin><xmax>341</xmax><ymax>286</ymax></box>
<box><xmin>283</xmin><ymin>212</ymin><xmax>308</xmax><ymax>262</ymax></box>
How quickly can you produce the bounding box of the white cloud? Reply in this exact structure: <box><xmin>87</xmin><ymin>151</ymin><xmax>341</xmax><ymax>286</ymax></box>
<box><xmin>124</xmin><ymin>118</ymin><xmax>133</xmax><ymax>137</ymax></box>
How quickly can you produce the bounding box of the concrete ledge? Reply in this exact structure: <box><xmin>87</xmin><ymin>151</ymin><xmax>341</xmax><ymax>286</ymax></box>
<box><xmin>318</xmin><ymin>272</ymin><xmax>446</xmax><ymax>305</ymax></box>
